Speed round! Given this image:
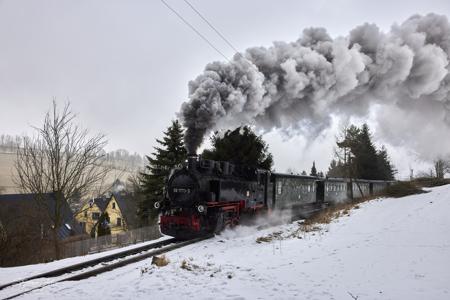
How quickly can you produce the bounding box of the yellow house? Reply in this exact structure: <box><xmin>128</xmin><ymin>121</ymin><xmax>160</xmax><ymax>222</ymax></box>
<box><xmin>75</xmin><ymin>192</ymin><xmax>138</xmax><ymax>236</ymax></box>
<box><xmin>104</xmin><ymin>192</ymin><xmax>138</xmax><ymax>235</ymax></box>
<box><xmin>75</xmin><ymin>197</ymin><xmax>109</xmax><ymax>237</ymax></box>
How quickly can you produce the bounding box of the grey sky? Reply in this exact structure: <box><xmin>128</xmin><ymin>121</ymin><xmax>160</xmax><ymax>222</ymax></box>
<box><xmin>1</xmin><ymin>0</ymin><xmax>449</xmax><ymax>177</ymax></box>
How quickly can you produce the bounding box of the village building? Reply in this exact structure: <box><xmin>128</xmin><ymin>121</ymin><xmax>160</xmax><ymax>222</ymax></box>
<box><xmin>0</xmin><ymin>192</ymin><xmax>83</xmax><ymax>266</ymax></box>
<box><xmin>75</xmin><ymin>197</ymin><xmax>109</xmax><ymax>237</ymax></box>
<box><xmin>75</xmin><ymin>192</ymin><xmax>139</xmax><ymax>237</ymax></box>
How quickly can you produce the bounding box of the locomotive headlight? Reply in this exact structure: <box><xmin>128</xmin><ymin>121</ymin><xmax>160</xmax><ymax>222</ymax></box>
<box><xmin>197</xmin><ymin>205</ymin><xmax>206</xmax><ymax>213</ymax></box>
<box><xmin>154</xmin><ymin>201</ymin><xmax>161</xmax><ymax>209</ymax></box>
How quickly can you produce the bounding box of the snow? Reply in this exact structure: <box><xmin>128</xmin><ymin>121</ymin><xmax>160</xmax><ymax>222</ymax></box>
<box><xmin>3</xmin><ymin>185</ymin><xmax>450</xmax><ymax>299</ymax></box>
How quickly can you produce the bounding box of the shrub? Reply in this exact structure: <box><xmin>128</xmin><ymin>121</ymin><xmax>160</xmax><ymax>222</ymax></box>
<box><xmin>384</xmin><ymin>181</ymin><xmax>425</xmax><ymax>198</ymax></box>
<box><xmin>412</xmin><ymin>177</ymin><xmax>450</xmax><ymax>188</ymax></box>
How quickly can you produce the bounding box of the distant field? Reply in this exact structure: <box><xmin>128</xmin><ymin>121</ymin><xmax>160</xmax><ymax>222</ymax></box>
<box><xmin>0</xmin><ymin>152</ymin><xmax>17</xmax><ymax>194</ymax></box>
<box><xmin>0</xmin><ymin>151</ymin><xmax>136</xmax><ymax>196</ymax></box>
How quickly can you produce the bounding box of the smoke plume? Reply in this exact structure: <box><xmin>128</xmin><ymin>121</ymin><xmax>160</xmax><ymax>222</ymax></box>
<box><xmin>180</xmin><ymin>13</ymin><xmax>450</xmax><ymax>158</ymax></box>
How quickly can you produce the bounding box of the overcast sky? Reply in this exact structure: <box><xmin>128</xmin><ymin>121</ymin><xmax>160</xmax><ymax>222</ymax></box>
<box><xmin>1</xmin><ymin>0</ymin><xmax>449</xmax><ymax>177</ymax></box>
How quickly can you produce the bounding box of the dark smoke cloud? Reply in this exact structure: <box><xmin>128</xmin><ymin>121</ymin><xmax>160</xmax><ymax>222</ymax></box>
<box><xmin>180</xmin><ymin>13</ymin><xmax>450</xmax><ymax>157</ymax></box>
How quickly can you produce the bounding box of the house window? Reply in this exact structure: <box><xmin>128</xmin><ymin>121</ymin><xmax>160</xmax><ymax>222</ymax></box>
<box><xmin>112</xmin><ymin>202</ymin><xmax>116</xmax><ymax>209</ymax></box>
<box><xmin>92</xmin><ymin>212</ymin><xmax>100</xmax><ymax>220</ymax></box>
<box><xmin>117</xmin><ymin>218</ymin><xmax>122</xmax><ymax>226</ymax></box>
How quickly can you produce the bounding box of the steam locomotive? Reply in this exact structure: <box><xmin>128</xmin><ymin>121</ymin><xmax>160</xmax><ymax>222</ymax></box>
<box><xmin>155</xmin><ymin>155</ymin><xmax>391</xmax><ymax>239</ymax></box>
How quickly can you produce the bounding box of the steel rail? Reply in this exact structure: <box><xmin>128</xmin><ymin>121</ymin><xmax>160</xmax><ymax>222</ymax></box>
<box><xmin>2</xmin><ymin>236</ymin><xmax>211</xmax><ymax>300</ymax></box>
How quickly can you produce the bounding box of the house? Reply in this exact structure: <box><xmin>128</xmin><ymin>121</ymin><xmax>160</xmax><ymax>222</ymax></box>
<box><xmin>75</xmin><ymin>197</ymin><xmax>109</xmax><ymax>236</ymax></box>
<box><xmin>0</xmin><ymin>192</ymin><xmax>83</xmax><ymax>266</ymax></box>
<box><xmin>75</xmin><ymin>192</ymin><xmax>139</xmax><ymax>236</ymax></box>
<box><xmin>104</xmin><ymin>192</ymin><xmax>139</xmax><ymax>235</ymax></box>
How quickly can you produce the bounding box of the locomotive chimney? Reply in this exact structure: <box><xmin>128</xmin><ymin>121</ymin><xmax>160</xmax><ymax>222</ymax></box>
<box><xmin>187</xmin><ymin>154</ymin><xmax>197</xmax><ymax>170</ymax></box>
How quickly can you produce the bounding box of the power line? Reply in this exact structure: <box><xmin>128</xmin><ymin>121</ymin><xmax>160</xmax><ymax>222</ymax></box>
<box><xmin>160</xmin><ymin>0</ymin><xmax>230</xmax><ymax>62</ymax></box>
<box><xmin>182</xmin><ymin>0</ymin><xmax>240</xmax><ymax>55</ymax></box>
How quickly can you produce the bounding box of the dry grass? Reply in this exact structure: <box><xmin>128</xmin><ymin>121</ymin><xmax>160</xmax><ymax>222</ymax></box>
<box><xmin>303</xmin><ymin>200</ymin><xmax>365</xmax><ymax>226</ymax></box>
<box><xmin>384</xmin><ymin>181</ymin><xmax>426</xmax><ymax>198</ymax></box>
<box><xmin>151</xmin><ymin>255</ymin><xmax>170</xmax><ymax>267</ymax></box>
<box><xmin>255</xmin><ymin>231</ymin><xmax>283</xmax><ymax>243</ymax></box>
<box><xmin>412</xmin><ymin>177</ymin><xmax>450</xmax><ymax>188</ymax></box>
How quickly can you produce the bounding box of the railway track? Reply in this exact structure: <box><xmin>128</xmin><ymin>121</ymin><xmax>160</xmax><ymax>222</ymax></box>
<box><xmin>0</xmin><ymin>236</ymin><xmax>211</xmax><ymax>300</ymax></box>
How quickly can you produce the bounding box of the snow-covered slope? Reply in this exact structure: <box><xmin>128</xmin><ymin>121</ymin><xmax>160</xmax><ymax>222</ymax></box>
<box><xmin>8</xmin><ymin>185</ymin><xmax>450</xmax><ymax>299</ymax></box>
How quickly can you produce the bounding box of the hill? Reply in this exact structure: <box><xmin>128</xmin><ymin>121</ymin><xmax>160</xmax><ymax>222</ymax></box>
<box><xmin>0</xmin><ymin>148</ymin><xmax>142</xmax><ymax>197</ymax></box>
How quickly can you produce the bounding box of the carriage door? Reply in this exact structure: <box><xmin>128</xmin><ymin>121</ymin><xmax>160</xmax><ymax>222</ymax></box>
<box><xmin>316</xmin><ymin>181</ymin><xmax>325</xmax><ymax>203</ymax></box>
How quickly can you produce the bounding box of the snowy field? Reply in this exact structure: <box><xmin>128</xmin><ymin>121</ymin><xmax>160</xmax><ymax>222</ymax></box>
<box><xmin>3</xmin><ymin>185</ymin><xmax>450</xmax><ymax>300</ymax></box>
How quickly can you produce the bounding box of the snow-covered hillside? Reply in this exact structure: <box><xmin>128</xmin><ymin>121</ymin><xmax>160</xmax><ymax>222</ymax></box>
<box><xmin>5</xmin><ymin>185</ymin><xmax>450</xmax><ymax>300</ymax></box>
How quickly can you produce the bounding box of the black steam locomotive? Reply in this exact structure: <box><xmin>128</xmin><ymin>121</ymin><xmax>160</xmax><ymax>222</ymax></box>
<box><xmin>156</xmin><ymin>156</ymin><xmax>391</xmax><ymax>239</ymax></box>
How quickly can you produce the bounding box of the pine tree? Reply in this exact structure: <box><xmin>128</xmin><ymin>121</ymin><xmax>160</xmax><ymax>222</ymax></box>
<box><xmin>139</xmin><ymin>120</ymin><xmax>187</xmax><ymax>224</ymax></box>
<box><xmin>333</xmin><ymin>124</ymin><xmax>395</xmax><ymax>180</ymax></box>
<box><xmin>327</xmin><ymin>159</ymin><xmax>346</xmax><ymax>178</ymax></box>
<box><xmin>202</xmin><ymin>126</ymin><xmax>273</xmax><ymax>170</ymax></box>
<box><xmin>310</xmin><ymin>161</ymin><xmax>318</xmax><ymax>176</ymax></box>
<box><xmin>353</xmin><ymin>124</ymin><xmax>379</xmax><ymax>179</ymax></box>
<box><xmin>301</xmin><ymin>170</ymin><xmax>307</xmax><ymax>175</ymax></box>
<box><xmin>377</xmin><ymin>146</ymin><xmax>396</xmax><ymax>180</ymax></box>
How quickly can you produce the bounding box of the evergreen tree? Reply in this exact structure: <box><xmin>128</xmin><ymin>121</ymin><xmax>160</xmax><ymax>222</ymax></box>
<box><xmin>202</xmin><ymin>126</ymin><xmax>273</xmax><ymax>170</ymax></box>
<box><xmin>377</xmin><ymin>146</ymin><xmax>396</xmax><ymax>180</ymax></box>
<box><xmin>332</xmin><ymin>124</ymin><xmax>395</xmax><ymax>180</ymax></box>
<box><xmin>310</xmin><ymin>161</ymin><xmax>318</xmax><ymax>176</ymax></box>
<box><xmin>96</xmin><ymin>212</ymin><xmax>111</xmax><ymax>237</ymax></box>
<box><xmin>140</xmin><ymin>120</ymin><xmax>187</xmax><ymax>224</ymax></box>
<box><xmin>353</xmin><ymin>124</ymin><xmax>379</xmax><ymax>179</ymax></box>
<box><xmin>301</xmin><ymin>170</ymin><xmax>307</xmax><ymax>175</ymax></box>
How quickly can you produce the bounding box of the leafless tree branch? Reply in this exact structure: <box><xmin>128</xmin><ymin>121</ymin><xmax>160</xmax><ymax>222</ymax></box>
<box><xmin>13</xmin><ymin>100</ymin><xmax>110</xmax><ymax>258</ymax></box>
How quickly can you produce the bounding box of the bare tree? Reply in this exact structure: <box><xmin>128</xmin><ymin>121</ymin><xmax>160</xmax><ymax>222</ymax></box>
<box><xmin>14</xmin><ymin>101</ymin><xmax>109</xmax><ymax>258</ymax></box>
<box><xmin>434</xmin><ymin>158</ymin><xmax>450</xmax><ymax>179</ymax></box>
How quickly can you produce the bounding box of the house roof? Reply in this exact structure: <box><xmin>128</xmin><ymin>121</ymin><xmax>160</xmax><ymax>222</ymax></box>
<box><xmin>0</xmin><ymin>192</ymin><xmax>83</xmax><ymax>239</ymax></box>
<box><xmin>90</xmin><ymin>197</ymin><xmax>109</xmax><ymax>212</ymax></box>
<box><xmin>111</xmin><ymin>192</ymin><xmax>138</xmax><ymax>229</ymax></box>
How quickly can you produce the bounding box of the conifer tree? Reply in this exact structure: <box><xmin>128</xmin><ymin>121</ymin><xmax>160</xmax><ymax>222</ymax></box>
<box><xmin>139</xmin><ymin>120</ymin><xmax>186</xmax><ymax>224</ymax></box>
<box><xmin>310</xmin><ymin>161</ymin><xmax>318</xmax><ymax>176</ymax></box>
<box><xmin>377</xmin><ymin>146</ymin><xmax>396</xmax><ymax>180</ymax></box>
<box><xmin>353</xmin><ymin>124</ymin><xmax>379</xmax><ymax>179</ymax></box>
<box><xmin>330</xmin><ymin>124</ymin><xmax>395</xmax><ymax>180</ymax></box>
<box><xmin>202</xmin><ymin>126</ymin><xmax>273</xmax><ymax>170</ymax></box>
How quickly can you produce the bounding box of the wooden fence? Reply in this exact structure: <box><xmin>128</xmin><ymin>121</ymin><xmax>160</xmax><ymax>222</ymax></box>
<box><xmin>61</xmin><ymin>225</ymin><xmax>161</xmax><ymax>259</ymax></box>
